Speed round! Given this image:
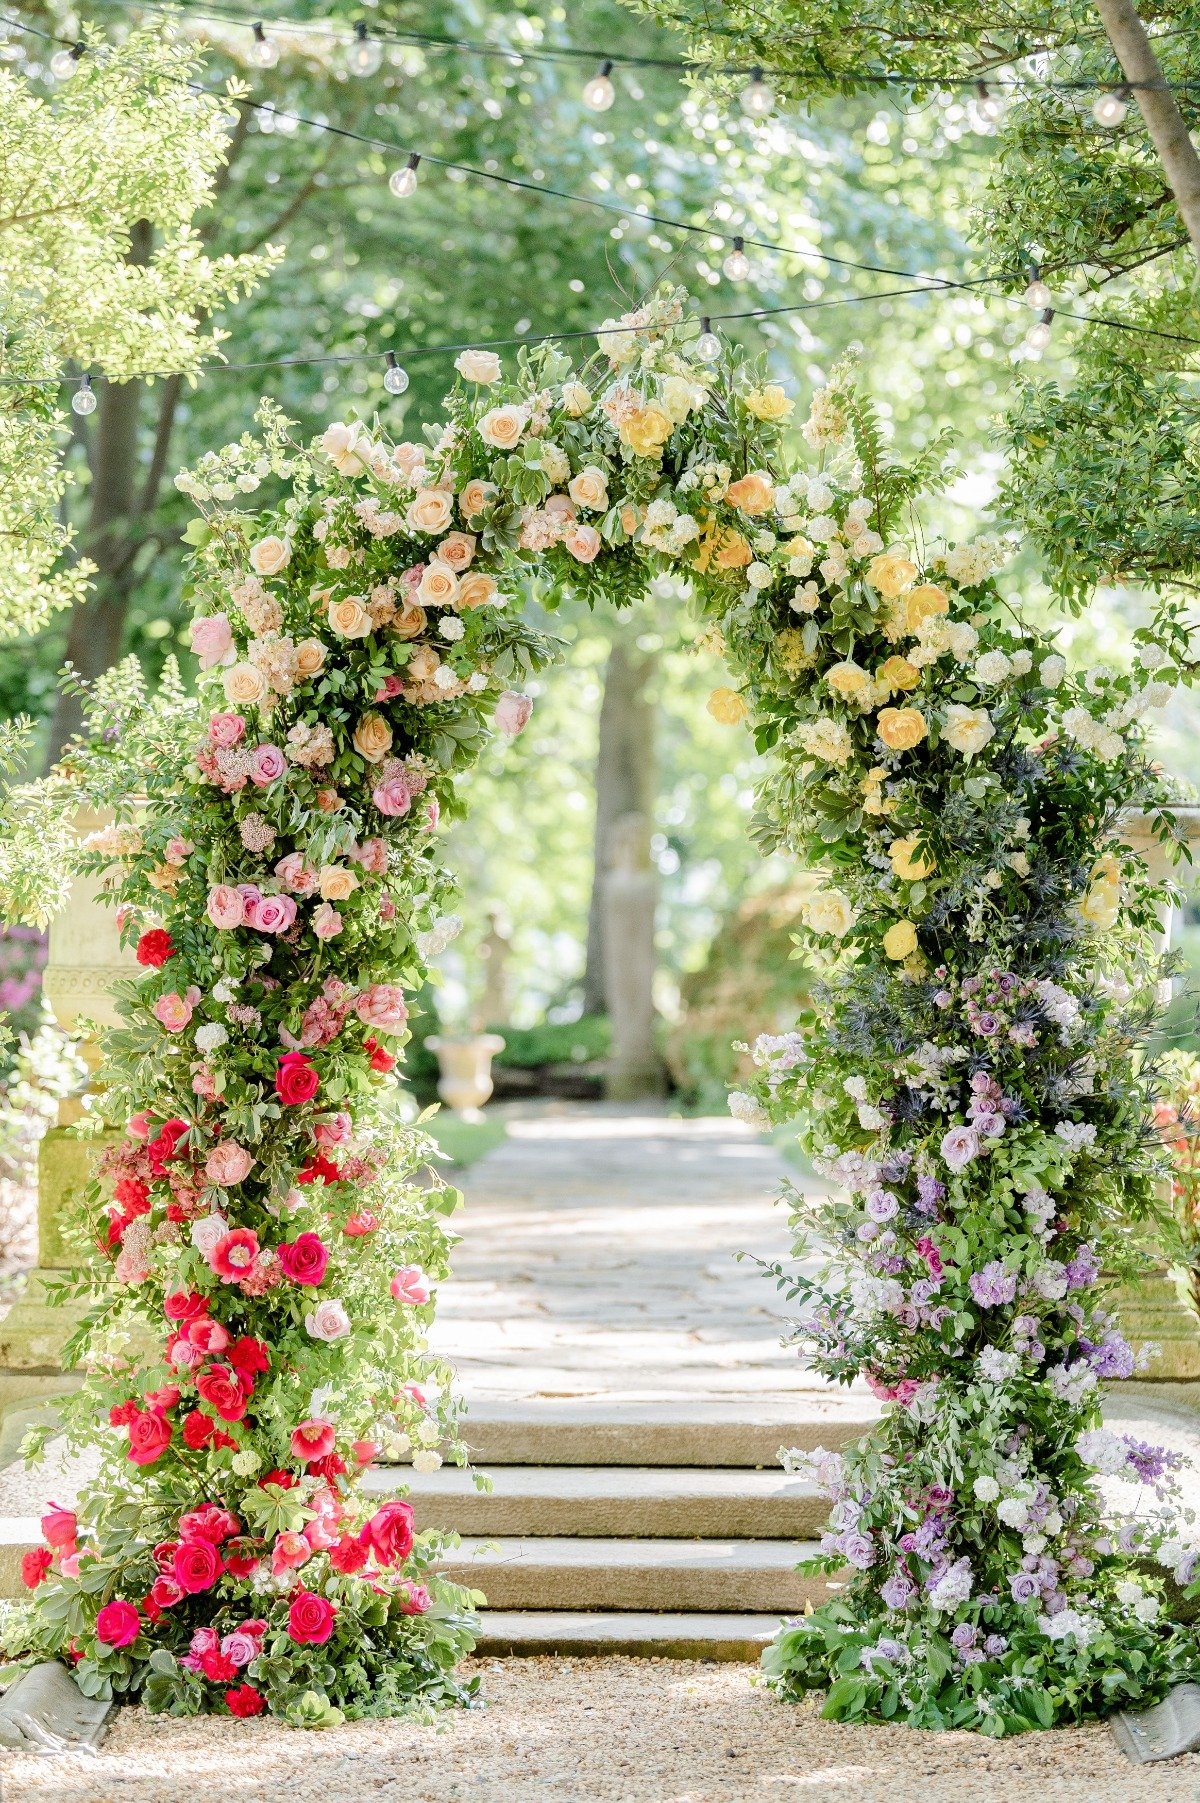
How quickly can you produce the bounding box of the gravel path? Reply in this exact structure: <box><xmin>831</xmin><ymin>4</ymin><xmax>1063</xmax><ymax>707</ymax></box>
<box><xmin>0</xmin><ymin>1657</ymin><xmax>1192</xmax><ymax>1803</ymax></box>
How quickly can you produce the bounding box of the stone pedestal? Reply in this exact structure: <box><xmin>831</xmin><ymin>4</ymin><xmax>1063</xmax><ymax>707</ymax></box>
<box><xmin>0</xmin><ymin>1128</ymin><xmax>112</xmax><ymax>1378</ymax></box>
<box><xmin>602</xmin><ymin>813</ymin><xmax>667</xmax><ymax>1102</ymax></box>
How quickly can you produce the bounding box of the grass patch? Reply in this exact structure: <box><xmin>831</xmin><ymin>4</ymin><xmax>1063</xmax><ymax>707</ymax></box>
<box><xmin>423</xmin><ymin>1111</ymin><xmax>508</xmax><ymax>1170</ymax></box>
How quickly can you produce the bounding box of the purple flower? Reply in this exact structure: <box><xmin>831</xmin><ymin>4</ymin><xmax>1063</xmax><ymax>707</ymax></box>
<box><xmin>839</xmin><ymin>1531</ymin><xmax>877</xmax><ymax>1569</ymax></box>
<box><xmin>969</xmin><ymin>1261</ymin><xmax>1018</xmax><ymax>1307</ymax></box>
<box><xmin>880</xmin><ymin>1572</ymin><xmax>915</xmax><ymax>1610</ymax></box>
<box><xmin>950</xmin><ymin>1623</ymin><xmax>978</xmax><ymax>1650</ymax></box>
<box><xmin>972</xmin><ymin>1012</ymin><xmax>1001</xmax><ymax>1037</ymax></box>
<box><xmin>866</xmin><ymin>1188</ymin><xmax>900</xmax><ymax>1222</ymax></box>
<box><xmin>941</xmin><ymin>1124</ymin><xmax>982</xmax><ymax>1171</ymax></box>
<box><xmin>1010</xmin><ymin>1572</ymin><xmax>1039</xmax><ymax>1603</ymax></box>
<box><xmin>983</xmin><ymin>1634</ymin><xmax>1008</xmax><ymax>1657</ymax></box>
<box><xmin>1065</xmin><ymin>1243</ymin><xmax>1101</xmax><ymax>1290</ymax></box>
<box><xmin>1088</xmin><ymin>1332</ymin><xmax>1135</xmax><ymax>1379</ymax></box>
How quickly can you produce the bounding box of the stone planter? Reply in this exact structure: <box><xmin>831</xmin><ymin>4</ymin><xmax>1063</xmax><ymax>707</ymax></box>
<box><xmin>427</xmin><ymin>1034</ymin><xmax>505</xmax><ymax>1117</ymax></box>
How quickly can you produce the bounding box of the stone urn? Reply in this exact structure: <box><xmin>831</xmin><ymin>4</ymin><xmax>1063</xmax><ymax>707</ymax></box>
<box><xmin>427</xmin><ymin>1033</ymin><xmax>505</xmax><ymax>1117</ymax></box>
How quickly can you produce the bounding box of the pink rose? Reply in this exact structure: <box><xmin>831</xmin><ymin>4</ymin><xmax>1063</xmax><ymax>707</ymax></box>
<box><xmin>58</xmin><ymin>1551</ymin><xmax>83</xmax><ymax>1579</ymax></box>
<box><xmin>291</xmin><ymin>1419</ymin><xmax>336</xmax><ymax>1462</ymax></box>
<box><xmin>352</xmin><ymin>837</ymin><xmax>389</xmax><ymax>874</ymax></box>
<box><xmin>494</xmin><ymin>692</ymin><xmax>533</xmax><ymax>737</ymax></box>
<box><xmin>249</xmin><ymin>893</ymin><xmax>298</xmax><ymax>935</ymax></box>
<box><xmin>372</xmin><ymin>776</ymin><xmax>411</xmax><ymax>817</ymax></box>
<box><xmin>312</xmin><ymin>902</ymin><xmax>342</xmax><ymax>940</ymax></box>
<box><xmin>425</xmin><ymin>798</ymin><xmax>440</xmax><ymax>833</ymax></box>
<box><xmin>204</xmin><ymin>1141</ymin><xmax>254</xmax><ymax>1187</ymax></box>
<box><xmin>41</xmin><ymin>1502</ymin><xmax>77</xmax><ymax>1549</ymax></box>
<box><xmin>278</xmin><ymin>1232</ymin><xmax>328</xmax><ymax>1286</ymax></box>
<box><xmin>287</xmin><ymin>1591</ymin><xmax>336</xmax><ymax>1646</ymax></box>
<box><xmin>96</xmin><ymin>1599</ymin><xmax>141</xmax><ymax>1647</ymax></box>
<box><xmin>355</xmin><ymin>984</ymin><xmax>408</xmax><ymax>1034</ymax></box>
<box><xmin>154</xmin><ymin>987</ymin><xmax>201</xmax><ymax>1033</ymax></box>
<box><xmin>304</xmin><ymin>1298</ymin><xmax>351</xmax><ymax>1341</ymax></box>
<box><xmin>314</xmin><ymin>1112</ymin><xmax>352</xmax><ymax>1147</ymax></box>
<box><xmin>208</xmin><ymin>712</ymin><xmax>245</xmax><ymax>749</ymax></box>
<box><xmin>390</xmin><ymin>1265</ymin><xmax>430</xmax><ymax>1306</ymax></box>
<box><xmin>206</xmin><ymin>884</ymin><xmax>246</xmax><ymax>930</ymax></box>
<box><xmin>190</xmin><ymin>613</ymin><xmax>234</xmax><ymax>670</ymax></box>
<box><xmin>275</xmin><ymin>852</ymin><xmax>318</xmax><ymax>895</ymax></box>
<box><xmin>564</xmin><ymin>523</ymin><xmax>602</xmax><ymax>563</ymax></box>
<box><xmin>220</xmin><ymin>1631</ymin><xmax>260</xmax><ymax>1668</ymax></box>
<box><xmin>250</xmin><ymin>743</ymin><xmax>286</xmax><ymax>785</ymax></box>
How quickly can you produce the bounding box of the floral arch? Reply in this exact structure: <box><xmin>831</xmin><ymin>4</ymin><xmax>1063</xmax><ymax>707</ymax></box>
<box><xmin>8</xmin><ymin>288</ymin><xmax>1199</xmax><ymax>1731</ymax></box>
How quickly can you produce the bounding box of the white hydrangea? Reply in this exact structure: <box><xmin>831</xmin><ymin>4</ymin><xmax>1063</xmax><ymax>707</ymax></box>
<box><xmin>195</xmin><ymin>1022</ymin><xmax>228</xmax><ymax>1054</ymax></box>
<box><xmin>1039</xmin><ymin>655</ymin><xmax>1066</xmax><ymax>689</ymax></box>
<box><xmin>973</xmin><ymin>650</ymin><xmax>1012</xmax><ymax>685</ymax></box>
<box><xmin>1038</xmin><ymin>1609</ymin><xmax>1101</xmax><ymax>1647</ymax></box>
<box><xmin>973</xmin><ymin>1475</ymin><xmax>1000</xmax><ymax>1502</ymax></box>
<box><xmin>746</xmin><ymin>561</ymin><xmax>773</xmax><ymax>589</ymax></box>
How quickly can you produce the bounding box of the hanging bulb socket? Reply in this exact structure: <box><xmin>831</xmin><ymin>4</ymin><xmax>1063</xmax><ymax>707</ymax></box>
<box><xmin>347</xmin><ymin>21</ymin><xmax>383</xmax><ymax>77</ymax></box>
<box><xmin>383</xmin><ymin>352</ymin><xmax>410</xmax><ymax>395</ymax></box>
<box><xmin>696</xmin><ymin>317</ymin><xmax>721</xmax><ymax>362</ymax></box>
<box><xmin>71</xmin><ymin>373</ymin><xmax>97</xmax><ymax>416</ymax></box>
<box><xmin>389</xmin><ymin>153</ymin><xmax>420</xmax><ymax>199</ymax></box>
<box><xmin>974</xmin><ymin>79</ymin><xmax>1004</xmax><ymax>123</ymax></box>
<box><xmin>1025</xmin><ymin>307</ymin><xmax>1054</xmax><ymax>353</ymax></box>
<box><xmin>582</xmin><ymin>60</ymin><xmax>616</xmax><ymax>112</ymax></box>
<box><xmin>740</xmin><ymin>65</ymin><xmax>775</xmax><ymax>118</ymax></box>
<box><xmin>1023</xmin><ymin>263</ymin><xmax>1052</xmax><ymax>310</ymax></box>
<box><xmin>722</xmin><ymin>236</ymin><xmax>750</xmax><ymax>281</ymax></box>
<box><xmin>50</xmin><ymin>42</ymin><xmax>86</xmax><ymax>80</ymax></box>
<box><xmin>1093</xmin><ymin>83</ymin><xmax>1131</xmax><ymax>127</ymax></box>
<box><xmin>250</xmin><ymin>22</ymin><xmax>279</xmax><ymax>68</ymax></box>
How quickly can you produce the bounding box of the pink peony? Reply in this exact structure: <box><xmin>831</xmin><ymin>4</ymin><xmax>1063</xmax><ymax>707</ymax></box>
<box><xmin>390</xmin><ymin>1266</ymin><xmax>430</xmax><ymax>1306</ymax></box>
<box><xmin>208</xmin><ymin>712</ymin><xmax>246</xmax><ymax>749</ymax></box>
<box><xmin>372</xmin><ymin>775</ymin><xmax>411</xmax><ymax>817</ymax></box>
<box><xmin>154</xmin><ymin>987</ymin><xmax>201</xmax><ymax>1033</ymax></box>
<box><xmin>312</xmin><ymin>902</ymin><xmax>343</xmax><ymax>940</ymax></box>
<box><xmin>352</xmin><ymin>837</ymin><xmax>389</xmax><ymax>874</ymax></box>
<box><xmin>249</xmin><ymin>893</ymin><xmax>297</xmax><ymax>935</ymax></box>
<box><xmin>275</xmin><ymin>852</ymin><xmax>318</xmax><ymax>895</ymax></box>
<box><xmin>190</xmin><ymin>613</ymin><xmax>234</xmax><ymax>670</ymax></box>
<box><xmin>204</xmin><ymin>1141</ymin><xmax>254</xmax><ymax>1187</ymax></box>
<box><xmin>250</xmin><ymin>743</ymin><xmax>286</xmax><ymax>785</ymax></box>
<box><xmin>355</xmin><ymin>984</ymin><xmax>408</xmax><ymax>1034</ymax></box>
<box><xmin>494</xmin><ymin>691</ymin><xmax>533</xmax><ymax>737</ymax></box>
<box><xmin>206</xmin><ymin>884</ymin><xmax>246</xmax><ymax>930</ymax></box>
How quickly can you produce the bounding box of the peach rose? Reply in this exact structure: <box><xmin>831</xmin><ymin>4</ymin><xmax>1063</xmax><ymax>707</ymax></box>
<box><xmin>249</xmin><ymin>537</ymin><xmax>290</xmax><ymax>576</ymax></box>
<box><xmin>327</xmin><ymin>596</ymin><xmax>372</xmax><ymax>639</ymax></box>
<box><xmin>417</xmin><ymin>560</ymin><xmax>459</xmax><ymax>607</ymax></box>
<box><xmin>319</xmin><ymin>865</ymin><xmax>360</xmax><ymax>902</ymax></box>
<box><xmin>744</xmin><ymin>384</ymin><xmax>793</xmax><ymax>422</ymax></box>
<box><xmin>407</xmin><ymin>645</ymin><xmax>441</xmax><ymax>682</ymax></box>
<box><xmin>877</xmin><ymin>706</ymin><xmax>928</xmax><ymax>752</ymax></box>
<box><xmin>456</xmin><ymin>573</ymin><xmax>497</xmax><ymax>610</ymax></box>
<box><xmin>564</xmin><ymin>523</ymin><xmax>602</xmax><ymax>563</ymax></box>
<box><xmin>391</xmin><ymin>600</ymin><xmax>428</xmax><ymax>638</ymax></box>
<box><xmin>544</xmin><ymin>495</ymin><xmax>576</xmax><ymax>524</ymax></box>
<box><xmin>454</xmin><ymin>349</ymin><xmax>502</xmax><ymax>383</ymax></box>
<box><xmin>477</xmin><ymin>405</ymin><xmax>526</xmax><ymax>450</ymax></box>
<box><xmin>905</xmin><ymin>584</ymin><xmax>950</xmax><ymax>631</ymax></box>
<box><xmin>714</xmin><ymin>531</ymin><xmax>752</xmax><ymax>570</ymax></box>
<box><xmin>725</xmin><ymin>471</ymin><xmax>775</xmax><ymax>516</ymax></box>
<box><xmin>223</xmin><ymin>663</ymin><xmax>267</xmax><ymax>707</ymax></box>
<box><xmin>406</xmin><ymin>490</ymin><xmax>454</xmax><ymax>536</ymax></box>
<box><xmin>567</xmin><ymin>467</ymin><xmax>609</xmax><ymax>512</ymax></box>
<box><xmin>205</xmin><ymin>1141</ymin><xmax>254</xmax><ymax>1187</ymax></box>
<box><xmin>294</xmin><ymin>639</ymin><xmax>327</xmax><ymax>679</ymax></box>
<box><xmin>352</xmin><ymin>712</ymin><xmax>393</xmax><ymax>764</ymax></box>
<box><xmin>437</xmin><ymin>532</ymin><xmax>476</xmax><ymax>571</ymax></box>
<box><xmin>459</xmin><ymin>479</ymin><xmax>496</xmax><ymax>519</ymax></box>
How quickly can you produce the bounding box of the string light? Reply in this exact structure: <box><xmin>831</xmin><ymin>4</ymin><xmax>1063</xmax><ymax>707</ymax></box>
<box><xmin>974</xmin><ymin>79</ymin><xmax>1004</xmax><ymax>123</ymax></box>
<box><xmin>49</xmin><ymin>40</ymin><xmax>85</xmax><ymax>78</ymax></box>
<box><xmin>346</xmin><ymin>21</ymin><xmax>382</xmax><ymax>78</ymax></box>
<box><xmin>722</xmin><ymin>236</ymin><xmax>750</xmax><ymax>281</ymax></box>
<box><xmin>249</xmin><ymin>21</ymin><xmax>278</xmax><ymax>67</ymax></box>
<box><xmin>696</xmin><ymin>317</ymin><xmax>721</xmax><ymax>361</ymax></box>
<box><xmin>1025</xmin><ymin>307</ymin><xmax>1054</xmax><ymax>353</ymax></box>
<box><xmin>739</xmin><ymin>66</ymin><xmax>775</xmax><ymax>118</ymax></box>
<box><xmin>388</xmin><ymin>152</ymin><xmax>420</xmax><ymax>198</ymax></box>
<box><xmin>1024</xmin><ymin>264</ymin><xmax>1052</xmax><ymax>310</ymax></box>
<box><xmin>71</xmin><ymin>374</ymin><xmax>97</xmax><ymax>415</ymax></box>
<box><xmin>1093</xmin><ymin>83</ymin><xmax>1131</xmax><ymax>126</ymax></box>
<box><xmin>581</xmin><ymin>60</ymin><xmax>615</xmax><ymax>112</ymax></box>
<box><xmin>383</xmin><ymin>351</ymin><xmax>409</xmax><ymax>394</ymax></box>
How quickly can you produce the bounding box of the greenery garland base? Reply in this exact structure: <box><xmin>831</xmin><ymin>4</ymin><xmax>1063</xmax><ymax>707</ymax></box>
<box><xmin>5</xmin><ymin>290</ymin><xmax>1199</xmax><ymax>1729</ymax></box>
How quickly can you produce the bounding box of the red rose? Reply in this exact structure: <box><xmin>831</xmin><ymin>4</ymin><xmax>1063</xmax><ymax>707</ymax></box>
<box><xmin>359</xmin><ymin>1498</ymin><xmax>415</xmax><ymax>1568</ymax></box>
<box><xmin>277</xmin><ymin>1232</ymin><xmax>329</xmax><ymax>1287</ymax></box>
<box><xmin>182</xmin><ymin>1410</ymin><xmax>216</xmax><ymax>1450</ymax></box>
<box><xmin>202</xmin><ymin>1648</ymin><xmax>238</xmax><ymax>1683</ymax></box>
<box><xmin>328</xmin><ymin>1534</ymin><xmax>369</xmax><ymax>1575</ymax></box>
<box><xmin>109</xmin><ymin>1398</ymin><xmax>139</xmax><ymax>1428</ymax></box>
<box><xmin>136</xmin><ymin>929</ymin><xmax>176</xmax><ymax>968</ymax></box>
<box><xmin>41</xmin><ymin>1504</ymin><xmax>77</xmax><ymax>1549</ymax></box>
<box><xmin>196</xmin><ymin>1369</ymin><xmax>250</xmax><ymax>1422</ymax></box>
<box><xmin>307</xmin><ymin>1452</ymin><xmax>347</xmax><ymax>1483</ymax></box>
<box><xmin>173</xmin><ymin>1539</ymin><xmax>223</xmax><ymax>1594</ymax></box>
<box><xmin>276</xmin><ymin>1052</ymin><xmax>320</xmax><ymax>1107</ymax></box>
<box><xmin>363</xmin><ymin>1036</ymin><xmax>397</xmax><ymax>1073</ymax></box>
<box><xmin>141</xmin><ymin>1591</ymin><xmax>163</xmax><ymax>1624</ymax></box>
<box><xmin>296</xmin><ymin>1152</ymin><xmax>340</xmax><ymax>1186</ymax></box>
<box><xmin>287</xmin><ymin>1591</ymin><xmax>336</xmax><ymax>1645</ymax></box>
<box><xmin>150</xmin><ymin>1574</ymin><xmax>184</xmax><ymax>1610</ymax></box>
<box><xmin>259</xmin><ymin>1469</ymin><xmax>297</xmax><ymax>1490</ymax></box>
<box><xmin>179</xmin><ymin>1504</ymin><xmax>240</xmax><ymax>1545</ymax></box>
<box><xmin>227</xmin><ymin>1336</ymin><xmax>270</xmax><ymax>1378</ymax></box>
<box><xmin>127</xmin><ymin>1408</ymin><xmax>172</xmax><ymax>1466</ymax></box>
<box><xmin>225</xmin><ymin>1684</ymin><xmax>265</xmax><ymax>1718</ymax></box>
<box><xmin>165</xmin><ymin>1289</ymin><xmax>207</xmax><ymax>1322</ymax></box>
<box><xmin>21</xmin><ymin>1547</ymin><xmax>52</xmax><ymax>1589</ymax></box>
<box><xmin>114</xmin><ymin>1177</ymin><xmax>150</xmax><ymax>1212</ymax></box>
<box><xmin>95</xmin><ymin>1600</ymin><xmax>141</xmax><ymax>1647</ymax></box>
<box><xmin>147</xmin><ymin>1117</ymin><xmax>190</xmax><ymax>1173</ymax></box>
<box><xmin>223</xmin><ymin>1543</ymin><xmax>261</xmax><ymax>1579</ymax></box>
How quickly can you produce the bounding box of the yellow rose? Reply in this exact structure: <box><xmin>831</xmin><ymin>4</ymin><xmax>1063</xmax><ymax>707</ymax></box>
<box><xmin>883</xmin><ymin>919</ymin><xmax>919</xmax><ymax>960</ymax></box>
<box><xmin>417</xmin><ymin>560</ymin><xmax>459</xmax><ymax>608</ymax></box>
<box><xmin>725</xmin><ymin>470</ymin><xmax>775</xmax><ymax>516</ymax></box>
<box><xmin>888</xmin><ymin>837</ymin><xmax>936</xmax><ymax>880</ymax></box>
<box><xmin>744</xmin><ymin>383</ymin><xmax>794</xmax><ymax>422</ymax></box>
<box><xmin>1080</xmin><ymin>855</ymin><xmax>1121</xmax><ymax>929</ymax></box>
<box><xmin>459</xmin><ymin>479</ymin><xmax>496</xmax><ymax>519</ymax></box>
<box><xmin>406</xmin><ymin>489</ymin><xmax>454</xmax><ymax>535</ymax></box>
<box><xmin>391</xmin><ymin>600</ymin><xmax>427</xmax><ymax>639</ymax></box>
<box><xmin>707</xmin><ymin>686</ymin><xmax>748</xmax><ymax>725</ymax></box>
<box><xmin>568</xmin><ymin>467</ymin><xmax>610</xmax><ymax>512</ymax></box>
<box><xmin>223</xmin><ymin>662</ymin><xmax>267</xmax><ymax>706</ymax></box>
<box><xmin>456</xmin><ymin>572</ymin><xmax>498</xmax><ymax>611</ymax></box>
<box><xmin>905</xmin><ymin>584</ymin><xmax>950</xmax><ymax>632</ymax></box>
<box><xmin>437</xmin><ymin>531</ymin><xmax>476</xmax><ymax>572</ymax></box>
<box><xmin>319</xmin><ymin>865</ymin><xmax>360</xmax><ymax>902</ymax></box>
<box><xmin>803</xmin><ymin>889</ymin><xmax>856</xmax><ymax>937</ymax></box>
<box><xmin>561</xmin><ymin>381</ymin><xmax>592</xmax><ymax>417</ymax></box>
<box><xmin>622</xmin><ymin>406</ymin><xmax>673</xmax><ymax>458</ymax></box>
<box><xmin>294</xmin><ymin>639</ymin><xmax>327</xmax><ymax>679</ymax></box>
<box><xmin>877</xmin><ymin>706</ymin><xmax>928</xmax><ymax>752</ymax></box>
<box><xmin>352</xmin><ymin>712</ymin><xmax>393</xmax><ymax>764</ymax></box>
<box><xmin>877</xmin><ymin>655</ymin><xmax>920</xmax><ymax>694</ymax></box>
<box><xmin>477</xmin><ymin>405</ymin><xmax>527</xmax><ymax>450</ymax></box>
<box><xmin>327</xmin><ymin>596</ymin><xmax>371</xmax><ymax>639</ymax></box>
<box><xmin>866</xmin><ymin>552</ymin><xmax>918</xmax><ymax>599</ymax></box>
<box><xmin>825</xmin><ymin>660</ymin><xmax>870</xmax><ymax>697</ymax></box>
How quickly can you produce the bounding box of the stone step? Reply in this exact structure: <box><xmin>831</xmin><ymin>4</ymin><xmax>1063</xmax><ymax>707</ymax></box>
<box><xmin>375</xmin><ymin>1464</ymin><xmax>828</xmax><ymax>1539</ymax></box>
<box><xmin>474</xmin><ymin>1610</ymin><xmax>783</xmax><ymax>1661</ymax></box>
<box><xmin>441</xmin><ymin>1536</ymin><xmax>835</xmax><ymax>1613</ymax></box>
<box><xmin>454</xmin><ymin>1397</ymin><xmax>876</xmax><ymax>1467</ymax></box>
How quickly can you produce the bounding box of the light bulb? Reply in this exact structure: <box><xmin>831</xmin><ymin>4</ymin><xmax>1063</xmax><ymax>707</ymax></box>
<box><xmin>1093</xmin><ymin>86</ymin><xmax>1129</xmax><ymax>127</ymax></box>
<box><xmin>1025</xmin><ymin>309</ymin><xmax>1053</xmax><ymax>353</ymax></box>
<box><xmin>71</xmin><ymin>375</ymin><xmax>97</xmax><ymax>416</ymax></box>
<box><xmin>696</xmin><ymin>318</ymin><xmax>721</xmax><ymax>362</ymax></box>
<box><xmin>1024</xmin><ymin>275</ymin><xmax>1052</xmax><ymax>310</ymax></box>
<box><xmin>257</xmin><ymin>103</ymin><xmax>275</xmax><ymax>133</ymax></box>
<box><xmin>250</xmin><ymin>23</ymin><xmax>279</xmax><ymax>68</ymax></box>
<box><xmin>722</xmin><ymin>236</ymin><xmax>749</xmax><ymax>281</ymax></box>
<box><xmin>384</xmin><ymin>353</ymin><xmax>409</xmax><ymax>395</ymax></box>
<box><xmin>974</xmin><ymin>80</ymin><xmax>1004</xmax><ymax>123</ymax></box>
<box><xmin>389</xmin><ymin>153</ymin><xmax>420</xmax><ymax>198</ymax></box>
<box><xmin>582</xmin><ymin>61</ymin><xmax>615</xmax><ymax>112</ymax></box>
<box><xmin>740</xmin><ymin>66</ymin><xmax>775</xmax><ymax>118</ymax></box>
<box><xmin>50</xmin><ymin>43</ymin><xmax>84</xmax><ymax>80</ymax></box>
<box><xmin>347</xmin><ymin>23</ymin><xmax>382</xmax><ymax>77</ymax></box>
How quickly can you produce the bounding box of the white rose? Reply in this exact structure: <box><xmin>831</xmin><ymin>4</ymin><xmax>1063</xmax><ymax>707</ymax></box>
<box><xmin>561</xmin><ymin>381</ymin><xmax>592</xmax><ymax>416</ymax></box>
<box><xmin>320</xmin><ymin>422</ymin><xmax>370</xmax><ymax>477</ymax></box>
<box><xmin>454</xmin><ymin>349</ymin><xmax>502</xmax><ymax>384</ymax></box>
<box><xmin>941</xmin><ymin>704</ymin><xmax>995</xmax><ymax>759</ymax></box>
<box><xmin>803</xmin><ymin>889</ymin><xmax>856</xmax><ymax>937</ymax></box>
<box><xmin>305</xmin><ymin>1298</ymin><xmax>351</xmax><ymax>1342</ymax></box>
<box><xmin>1039</xmin><ymin>655</ymin><xmax>1066</xmax><ymax>689</ymax></box>
<box><xmin>249</xmin><ymin>536</ymin><xmax>290</xmax><ymax>576</ymax></box>
<box><xmin>191</xmin><ymin>1213</ymin><xmax>229</xmax><ymax>1259</ymax></box>
<box><xmin>411</xmin><ymin>1449</ymin><xmax>443</xmax><ymax>1473</ymax></box>
<box><xmin>746</xmin><ymin>561</ymin><xmax>773</xmax><ymax>589</ymax></box>
<box><xmin>660</xmin><ymin>374</ymin><xmax>705</xmax><ymax>423</ymax></box>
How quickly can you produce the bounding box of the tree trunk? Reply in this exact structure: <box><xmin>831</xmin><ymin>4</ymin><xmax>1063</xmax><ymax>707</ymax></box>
<box><xmin>581</xmin><ymin>637</ymin><xmax>658</xmax><ymax>1014</ymax></box>
<box><xmin>1092</xmin><ymin>0</ymin><xmax>1200</xmax><ymax>263</ymax></box>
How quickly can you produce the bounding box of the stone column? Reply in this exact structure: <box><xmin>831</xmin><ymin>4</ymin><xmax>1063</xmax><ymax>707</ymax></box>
<box><xmin>601</xmin><ymin>812</ymin><xmax>667</xmax><ymax>1102</ymax></box>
